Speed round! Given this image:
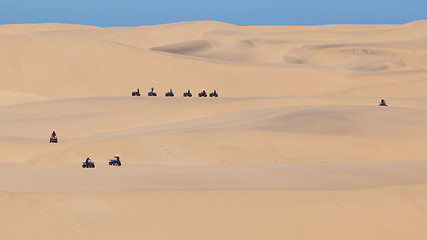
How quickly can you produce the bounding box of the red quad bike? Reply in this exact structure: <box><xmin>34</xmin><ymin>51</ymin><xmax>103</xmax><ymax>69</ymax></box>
<box><xmin>50</xmin><ymin>135</ymin><xmax>58</xmax><ymax>143</ymax></box>
<box><xmin>379</xmin><ymin>102</ymin><xmax>387</xmax><ymax>107</ymax></box>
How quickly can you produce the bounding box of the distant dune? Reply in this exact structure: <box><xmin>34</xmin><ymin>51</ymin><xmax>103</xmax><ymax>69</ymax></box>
<box><xmin>1</xmin><ymin>21</ymin><xmax>427</xmax><ymax>240</ymax></box>
<box><xmin>1</xmin><ymin>21</ymin><xmax>427</xmax><ymax>98</ymax></box>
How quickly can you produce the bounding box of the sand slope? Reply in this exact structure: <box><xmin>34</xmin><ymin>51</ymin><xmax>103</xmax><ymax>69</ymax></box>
<box><xmin>1</xmin><ymin>21</ymin><xmax>427</xmax><ymax>239</ymax></box>
<box><xmin>2</xmin><ymin>187</ymin><xmax>427</xmax><ymax>240</ymax></box>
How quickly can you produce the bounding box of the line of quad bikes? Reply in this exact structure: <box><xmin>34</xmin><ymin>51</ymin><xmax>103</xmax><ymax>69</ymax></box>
<box><xmin>131</xmin><ymin>88</ymin><xmax>218</xmax><ymax>97</ymax></box>
<box><xmin>77</xmin><ymin>158</ymin><xmax>120</xmax><ymax>168</ymax></box>
<box><xmin>49</xmin><ymin>93</ymin><xmax>387</xmax><ymax>168</ymax></box>
<box><xmin>78</xmin><ymin>157</ymin><xmax>120</xmax><ymax>168</ymax></box>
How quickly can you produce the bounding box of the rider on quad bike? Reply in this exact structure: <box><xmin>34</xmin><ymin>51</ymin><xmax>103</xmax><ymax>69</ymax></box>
<box><xmin>379</xmin><ymin>98</ymin><xmax>387</xmax><ymax>106</ymax></box>
<box><xmin>184</xmin><ymin>89</ymin><xmax>192</xmax><ymax>97</ymax></box>
<box><xmin>132</xmin><ymin>88</ymin><xmax>140</xmax><ymax>96</ymax></box>
<box><xmin>199</xmin><ymin>89</ymin><xmax>207</xmax><ymax>97</ymax></box>
<box><xmin>209</xmin><ymin>89</ymin><xmax>218</xmax><ymax>97</ymax></box>
<box><xmin>165</xmin><ymin>89</ymin><xmax>174</xmax><ymax>97</ymax></box>
<box><xmin>50</xmin><ymin>130</ymin><xmax>58</xmax><ymax>143</ymax></box>
<box><xmin>82</xmin><ymin>156</ymin><xmax>95</xmax><ymax>168</ymax></box>
<box><xmin>148</xmin><ymin>86</ymin><xmax>157</xmax><ymax>96</ymax></box>
<box><xmin>109</xmin><ymin>154</ymin><xmax>122</xmax><ymax>166</ymax></box>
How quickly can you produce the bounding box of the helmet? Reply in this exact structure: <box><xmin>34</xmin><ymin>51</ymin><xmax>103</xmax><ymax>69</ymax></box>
<box><xmin>115</xmin><ymin>154</ymin><xmax>119</xmax><ymax>157</ymax></box>
<box><xmin>87</xmin><ymin>156</ymin><xmax>90</xmax><ymax>158</ymax></box>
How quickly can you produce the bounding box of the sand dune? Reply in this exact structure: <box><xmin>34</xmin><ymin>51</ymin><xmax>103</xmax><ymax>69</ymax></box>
<box><xmin>1</xmin><ymin>96</ymin><xmax>426</xmax><ymax>166</ymax></box>
<box><xmin>1</xmin><ymin>21</ymin><xmax>427</xmax><ymax>98</ymax></box>
<box><xmin>1</xmin><ymin>21</ymin><xmax>427</xmax><ymax>239</ymax></box>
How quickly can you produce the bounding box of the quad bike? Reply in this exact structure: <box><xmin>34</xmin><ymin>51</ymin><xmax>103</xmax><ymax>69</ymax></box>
<box><xmin>165</xmin><ymin>92</ymin><xmax>174</xmax><ymax>97</ymax></box>
<box><xmin>198</xmin><ymin>91</ymin><xmax>207</xmax><ymax>97</ymax></box>
<box><xmin>209</xmin><ymin>91</ymin><xmax>218</xmax><ymax>97</ymax></box>
<box><xmin>50</xmin><ymin>135</ymin><xmax>58</xmax><ymax>143</ymax></box>
<box><xmin>109</xmin><ymin>159</ymin><xmax>122</xmax><ymax>166</ymax></box>
<box><xmin>148</xmin><ymin>91</ymin><xmax>157</xmax><ymax>96</ymax></box>
<box><xmin>379</xmin><ymin>102</ymin><xmax>387</xmax><ymax>107</ymax></box>
<box><xmin>131</xmin><ymin>90</ymin><xmax>141</xmax><ymax>96</ymax></box>
<box><xmin>183</xmin><ymin>91</ymin><xmax>192</xmax><ymax>97</ymax></box>
<box><xmin>82</xmin><ymin>161</ymin><xmax>95</xmax><ymax>168</ymax></box>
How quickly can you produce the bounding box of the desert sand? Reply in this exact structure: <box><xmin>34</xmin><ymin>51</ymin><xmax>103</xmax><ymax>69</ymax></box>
<box><xmin>1</xmin><ymin>20</ymin><xmax>427</xmax><ymax>239</ymax></box>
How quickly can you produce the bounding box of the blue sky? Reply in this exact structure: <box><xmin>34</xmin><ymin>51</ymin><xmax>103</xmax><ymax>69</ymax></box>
<box><xmin>0</xmin><ymin>0</ymin><xmax>426</xmax><ymax>27</ymax></box>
